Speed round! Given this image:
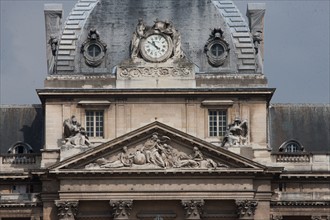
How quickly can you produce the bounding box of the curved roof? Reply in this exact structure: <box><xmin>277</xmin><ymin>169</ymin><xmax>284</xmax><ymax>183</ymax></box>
<box><xmin>46</xmin><ymin>0</ymin><xmax>266</xmax><ymax>88</ymax></box>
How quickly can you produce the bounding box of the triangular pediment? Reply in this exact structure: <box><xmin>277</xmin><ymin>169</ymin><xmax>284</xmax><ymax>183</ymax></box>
<box><xmin>49</xmin><ymin>122</ymin><xmax>269</xmax><ymax>174</ymax></box>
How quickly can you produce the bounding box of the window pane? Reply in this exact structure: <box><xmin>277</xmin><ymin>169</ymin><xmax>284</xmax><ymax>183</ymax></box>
<box><xmin>209</xmin><ymin>109</ymin><xmax>227</xmax><ymax>137</ymax></box>
<box><xmin>85</xmin><ymin>110</ymin><xmax>104</xmax><ymax>138</ymax></box>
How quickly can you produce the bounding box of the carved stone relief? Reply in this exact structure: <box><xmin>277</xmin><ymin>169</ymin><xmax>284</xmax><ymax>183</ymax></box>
<box><xmin>236</xmin><ymin>200</ymin><xmax>258</xmax><ymax>219</ymax></box>
<box><xmin>85</xmin><ymin>132</ymin><xmax>228</xmax><ymax>170</ymax></box>
<box><xmin>118</xmin><ymin>67</ymin><xmax>192</xmax><ymax>79</ymax></box>
<box><xmin>55</xmin><ymin>200</ymin><xmax>79</xmax><ymax>220</ymax></box>
<box><xmin>221</xmin><ymin>117</ymin><xmax>248</xmax><ymax>147</ymax></box>
<box><xmin>181</xmin><ymin>200</ymin><xmax>204</xmax><ymax>220</ymax></box>
<box><xmin>110</xmin><ymin>200</ymin><xmax>133</xmax><ymax>220</ymax></box>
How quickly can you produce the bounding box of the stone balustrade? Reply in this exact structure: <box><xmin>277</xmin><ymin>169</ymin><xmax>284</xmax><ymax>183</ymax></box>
<box><xmin>274</xmin><ymin>153</ymin><xmax>311</xmax><ymax>163</ymax></box>
<box><xmin>1</xmin><ymin>153</ymin><xmax>39</xmax><ymax>164</ymax></box>
<box><xmin>271</xmin><ymin>153</ymin><xmax>330</xmax><ymax>171</ymax></box>
<box><xmin>0</xmin><ymin>193</ymin><xmax>39</xmax><ymax>203</ymax></box>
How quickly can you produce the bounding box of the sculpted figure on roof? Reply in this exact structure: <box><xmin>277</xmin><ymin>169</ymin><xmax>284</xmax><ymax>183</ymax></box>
<box><xmin>130</xmin><ymin>18</ymin><xmax>146</xmax><ymax>59</ymax></box>
<box><xmin>63</xmin><ymin>115</ymin><xmax>90</xmax><ymax>147</ymax></box>
<box><xmin>221</xmin><ymin>117</ymin><xmax>248</xmax><ymax>147</ymax></box>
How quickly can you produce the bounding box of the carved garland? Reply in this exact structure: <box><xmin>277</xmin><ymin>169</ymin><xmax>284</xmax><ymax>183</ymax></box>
<box><xmin>119</xmin><ymin>67</ymin><xmax>191</xmax><ymax>78</ymax></box>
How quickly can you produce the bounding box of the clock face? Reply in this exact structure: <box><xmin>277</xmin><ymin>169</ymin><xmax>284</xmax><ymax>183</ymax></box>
<box><xmin>141</xmin><ymin>34</ymin><xmax>171</xmax><ymax>61</ymax></box>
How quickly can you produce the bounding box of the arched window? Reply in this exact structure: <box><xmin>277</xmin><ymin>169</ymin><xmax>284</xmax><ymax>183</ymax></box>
<box><xmin>7</xmin><ymin>142</ymin><xmax>33</xmax><ymax>154</ymax></box>
<box><xmin>279</xmin><ymin>140</ymin><xmax>304</xmax><ymax>153</ymax></box>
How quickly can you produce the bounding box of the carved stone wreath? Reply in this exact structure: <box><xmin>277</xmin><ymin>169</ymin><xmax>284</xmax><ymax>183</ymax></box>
<box><xmin>204</xmin><ymin>28</ymin><xmax>229</xmax><ymax>67</ymax></box>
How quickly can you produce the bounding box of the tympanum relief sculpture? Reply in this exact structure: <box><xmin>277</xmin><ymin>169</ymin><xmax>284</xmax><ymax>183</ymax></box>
<box><xmin>86</xmin><ymin>133</ymin><xmax>228</xmax><ymax>169</ymax></box>
<box><xmin>221</xmin><ymin>117</ymin><xmax>248</xmax><ymax>147</ymax></box>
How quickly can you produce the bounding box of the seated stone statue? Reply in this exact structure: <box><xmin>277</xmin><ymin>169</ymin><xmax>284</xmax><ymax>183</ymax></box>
<box><xmin>63</xmin><ymin>115</ymin><xmax>90</xmax><ymax>147</ymax></box>
<box><xmin>221</xmin><ymin>118</ymin><xmax>248</xmax><ymax>147</ymax></box>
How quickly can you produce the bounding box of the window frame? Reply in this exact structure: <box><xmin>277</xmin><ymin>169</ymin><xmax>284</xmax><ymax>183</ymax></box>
<box><xmin>279</xmin><ymin>139</ymin><xmax>304</xmax><ymax>153</ymax></box>
<box><xmin>85</xmin><ymin>109</ymin><xmax>105</xmax><ymax>139</ymax></box>
<box><xmin>208</xmin><ymin>109</ymin><xmax>228</xmax><ymax>138</ymax></box>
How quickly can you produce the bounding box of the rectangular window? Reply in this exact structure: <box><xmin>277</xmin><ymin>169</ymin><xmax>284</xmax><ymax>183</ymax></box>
<box><xmin>85</xmin><ymin>110</ymin><xmax>104</xmax><ymax>138</ymax></box>
<box><xmin>208</xmin><ymin>110</ymin><xmax>227</xmax><ymax>137</ymax></box>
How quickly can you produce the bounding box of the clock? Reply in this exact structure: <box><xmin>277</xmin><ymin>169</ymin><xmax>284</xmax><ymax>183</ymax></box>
<box><xmin>140</xmin><ymin>34</ymin><xmax>173</xmax><ymax>62</ymax></box>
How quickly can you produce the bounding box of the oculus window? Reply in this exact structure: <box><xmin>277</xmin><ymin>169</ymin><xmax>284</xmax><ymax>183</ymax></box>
<box><xmin>204</xmin><ymin>28</ymin><xmax>229</xmax><ymax>67</ymax></box>
<box><xmin>81</xmin><ymin>28</ymin><xmax>107</xmax><ymax>67</ymax></box>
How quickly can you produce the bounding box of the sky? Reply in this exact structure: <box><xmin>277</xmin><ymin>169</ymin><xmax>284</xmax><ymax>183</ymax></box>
<box><xmin>0</xmin><ymin>0</ymin><xmax>329</xmax><ymax>105</ymax></box>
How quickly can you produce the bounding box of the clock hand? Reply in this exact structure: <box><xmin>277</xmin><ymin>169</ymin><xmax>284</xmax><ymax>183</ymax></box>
<box><xmin>151</xmin><ymin>41</ymin><xmax>160</xmax><ymax>50</ymax></box>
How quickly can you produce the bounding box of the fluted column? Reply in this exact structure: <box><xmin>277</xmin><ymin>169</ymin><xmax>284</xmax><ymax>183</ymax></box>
<box><xmin>181</xmin><ymin>199</ymin><xmax>204</xmax><ymax>220</ymax></box>
<box><xmin>236</xmin><ymin>200</ymin><xmax>258</xmax><ymax>219</ymax></box>
<box><xmin>109</xmin><ymin>200</ymin><xmax>133</xmax><ymax>220</ymax></box>
<box><xmin>55</xmin><ymin>200</ymin><xmax>79</xmax><ymax>220</ymax></box>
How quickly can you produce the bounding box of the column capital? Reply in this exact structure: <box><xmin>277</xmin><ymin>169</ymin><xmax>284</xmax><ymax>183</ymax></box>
<box><xmin>235</xmin><ymin>200</ymin><xmax>258</xmax><ymax>219</ymax></box>
<box><xmin>55</xmin><ymin>200</ymin><xmax>79</xmax><ymax>220</ymax></box>
<box><xmin>109</xmin><ymin>200</ymin><xmax>133</xmax><ymax>220</ymax></box>
<box><xmin>181</xmin><ymin>199</ymin><xmax>205</xmax><ymax>219</ymax></box>
<box><xmin>271</xmin><ymin>215</ymin><xmax>283</xmax><ymax>220</ymax></box>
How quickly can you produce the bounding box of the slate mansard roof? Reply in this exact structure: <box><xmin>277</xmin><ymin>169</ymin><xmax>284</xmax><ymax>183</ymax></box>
<box><xmin>47</xmin><ymin>0</ymin><xmax>263</xmax><ymax>78</ymax></box>
<box><xmin>269</xmin><ymin>104</ymin><xmax>330</xmax><ymax>153</ymax></box>
<box><xmin>0</xmin><ymin>105</ymin><xmax>44</xmax><ymax>154</ymax></box>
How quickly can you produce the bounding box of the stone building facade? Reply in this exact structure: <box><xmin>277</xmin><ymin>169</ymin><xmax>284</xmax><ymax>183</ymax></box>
<box><xmin>0</xmin><ymin>1</ymin><xmax>329</xmax><ymax>220</ymax></box>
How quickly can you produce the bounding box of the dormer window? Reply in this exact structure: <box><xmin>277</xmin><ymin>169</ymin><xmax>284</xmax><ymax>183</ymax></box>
<box><xmin>81</xmin><ymin>28</ymin><xmax>107</xmax><ymax>67</ymax></box>
<box><xmin>7</xmin><ymin>142</ymin><xmax>33</xmax><ymax>154</ymax></box>
<box><xmin>204</xmin><ymin>28</ymin><xmax>229</xmax><ymax>67</ymax></box>
<box><xmin>279</xmin><ymin>140</ymin><xmax>304</xmax><ymax>153</ymax></box>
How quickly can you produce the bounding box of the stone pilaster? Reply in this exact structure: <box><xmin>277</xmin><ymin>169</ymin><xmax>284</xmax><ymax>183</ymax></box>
<box><xmin>55</xmin><ymin>200</ymin><xmax>79</xmax><ymax>220</ymax></box>
<box><xmin>109</xmin><ymin>200</ymin><xmax>133</xmax><ymax>220</ymax></box>
<box><xmin>181</xmin><ymin>199</ymin><xmax>204</xmax><ymax>220</ymax></box>
<box><xmin>236</xmin><ymin>200</ymin><xmax>258</xmax><ymax>219</ymax></box>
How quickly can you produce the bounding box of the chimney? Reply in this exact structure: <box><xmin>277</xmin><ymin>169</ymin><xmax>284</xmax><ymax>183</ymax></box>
<box><xmin>246</xmin><ymin>3</ymin><xmax>266</xmax><ymax>61</ymax></box>
<box><xmin>44</xmin><ymin>4</ymin><xmax>63</xmax><ymax>74</ymax></box>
